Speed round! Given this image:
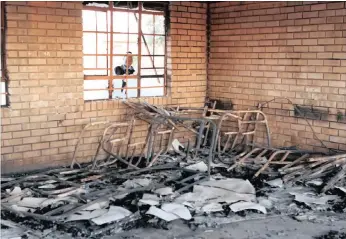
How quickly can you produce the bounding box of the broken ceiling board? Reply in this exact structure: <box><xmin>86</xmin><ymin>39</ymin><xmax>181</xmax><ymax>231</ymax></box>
<box><xmin>175</xmin><ymin>178</ymin><xmax>256</xmax><ymax>207</ymax></box>
<box><xmin>201</xmin><ymin>202</ymin><xmax>224</xmax><ymax>213</ymax></box>
<box><xmin>67</xmin><ymin>209</ymin><xmax>108</xmax><ymax>222</ymax></box>
<box><xmin>199</xmin><ymin>178</ymin><xmax>256</xmax><ymax>194</ymax></box>
<box><xmin>91</xmin><ymin>206</ymin><xmax>132</xmax><ymax>225</ymax></box>
<box><xmin>146</xmin><ymin>206</ymin><xmax>179</xmax><ymax>222</ymax></box>
<box><xmin>230</xmin><ymin>201</ymin><xmax>267</xmax><ymax>214</ymax></box>
<box><xmin>161</xmin><ymin>203</ymin><xmax>191</xmax><ymax>220</ymax></box>
<box><xmin>139</xmin><ymin>193</ymin><xmax>160</xmax><ymax>206</ymax></box>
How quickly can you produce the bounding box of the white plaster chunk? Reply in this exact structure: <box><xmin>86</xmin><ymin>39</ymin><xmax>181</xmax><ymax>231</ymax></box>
<box><xmin>6</xmin><ymin>187</ymin><xmax>21</xmax><ymax>196</ymax></box>
<box><xmin>91</xmin><ymin>206</ymin><xmax>132</xmax><ymax>225</ymax></box>
<box><xmin>11</xmin><ymin>205</ymin><xmax>32</xmax><ymax>213</ymax></box>
<box><xmin>175</xmin><ymin>178</ymin><xmax>256</xmax><ymax>207</ymax></box>
<box><xmin>83</xmin><ymin>200</ymin><xmax>109</xmax><ymax>211</ymax></box>
<box><xmin>170</xmin><ymin>139</ymin><xmax>185</xmax><ymax>154</ymax></box>
<box><xmin>265</xmin><ymin>178</ymin><xmax>283</xmax><ymax>188</ymax></box>
<box><xmin>154</xmin><ymin>187</ymin><xmax>173</xmax><ymax>196</ymax></box>
<box><xmin>1</xmin><ymin>228</ymin><xmax>24</xmax><ymax>239</ymax></box>
<box><xmin>258</xmin><ymin>197</ymin><xmax>273</xmax><ymax>209</ymax></box>
<box><xmin>139</xmin><ymin>193</ymin><xmax>160</xmax><ymax>206</ymax></box>
<box><xmin>201</xmin><ymin>203</ymin><xmax>224</xmax><ymax>213</ymax></box>
<box><xmin>161</xmin><ymin>203</ymin><xmax>192</xmax><ymax>220</ymax></box>
<box><xmin>290</xmin><ymin>193</ymin><xmax>339</xmax><ymax>205</ymax></box>
<box><xmin>230</xmin><ymin>201</ymin><xmax>267</xmax><ymax>214</ymax></box>
<box><xmin>66</xmin><ymin>209</ymin><xmax>108</xmax><ymax>222</ymax></box>
<box><xmin>139</xmin><ymin>199</ymin><xmax>160</xmax><ymax>206</ymax></box>
<box><xmin>185</xmin><ymin>161</ymin><xmax>208</xmax><ymax>172</ymax></box>
<box><xmin>199</xmin><ymin>178</ymin><xmax>256</xmax><ymax>194</ymax></box>
<box><xmin>146</xmin><ymin>206</ymin><xmax>179</xmax><ymax>222</ymax></box>
<box><xmin>122</xmin><ymin>178</ymin><xmax>151</xmax><ymax>189</ymax></box>
<box><xmin>10</xmin><ymin>187</ymin><xmax>22</xmax><ymax>195</ymax></box>
<box><xmin>306</xmin><ymin>179</ymin><xmax>323</xmax><ymax>186</ymax></box>
<box><xmin>17</xmin><ymin>197</ymin><xmax>47</xmax><ymax>208</ymax></box>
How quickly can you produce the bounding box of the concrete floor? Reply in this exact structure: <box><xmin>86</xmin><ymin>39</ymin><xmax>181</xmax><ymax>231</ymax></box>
<box><xmin>112</xmin><ymin>215</ymin><xmax>346</xmax><ymax>239</ymax></box>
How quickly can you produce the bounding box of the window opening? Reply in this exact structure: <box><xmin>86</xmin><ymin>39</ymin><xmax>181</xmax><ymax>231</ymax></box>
<box><xmin>82</xmin><ymin>1</ymin><xmax>167</xmax><ymax>100</ymax></box>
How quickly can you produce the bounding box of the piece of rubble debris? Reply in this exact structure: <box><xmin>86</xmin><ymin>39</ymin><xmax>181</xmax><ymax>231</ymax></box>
<box><xmin>184</xmin><ymin>161</ymin><xmax>208</xmax><ymax>172</ymax></box>
<box><xmin>83</xmin><ymin>200</ymin><xmax>109</xmax><ymax>210</ymax></box>
<box><xmin>175</xmin><ymin>178</ymin><xmax>256</xmax><ymax>209</ymax></box>
<box><xmin>123</xmin><ymin>178</ymin><xmax>152</xmax><ymax>189</ymax></box>
<box><xmin>201</xmin><ymin>203</ymin><xmax>224</xmax><ymax>213</ymax></box>
<box><xmin>146</xmin><ymin>206</ymin><xmax>180</xmax><ymax>222</ymax></box>
<box><xmin>306</xmin><ymin>179</ymin><xmax>323</xmax><ymax>186</ymax></box>
<box><xmin>161</xmin><ymin>203</ymin><xmax>192</xmax><ymax>220</ymax></box>
<box><xmin>293</xmin><ymin>213</ymin><xmax>318</xmax><ymax>222</ymax></box>
<box><xmin>335</xmin><ymin>186</ymin><xmax>346</xmax><ymax>193</ymax></box>
<box><xmin>1</xmin><ymin>228</ymin><xmax>25</xmax><ymax>239</ymax></box>
<box><xmin>91</xmin><ymin>206</ymin><xmax>132</xmax><ymax>225</ymax></box>
<box><xmin>17</xmin><ymin>197</ymin><xmax>47</xmax><ymax>208</ymax></box>
<box><xmin>67</xmin><ymin>209</ymin><xmax>108</xmax><ymax>222</ymax></box>
<box><xmin>258</xmin><ymin>197</ymin><xmax>273</xmax><ymax>210</ymax></box>
<box><xmin>6</xmin><ymin>186</ymin><xmax>21</xmax><ymax>195</ymax></box>
<box><xmin>154</xmin><ymin>187</ymin><xmax>174</xmax><ymax>196</ymax></box>
<box><xmin>170</xmin><ymin>139</ymin><xmax>185</xmax><ymax>155</ymax></box>
<box><xmin>265</xmin><ymin>178</ymin><xmax>283</xmax><ymax>188</ymax></box>
<box><xmin>290</xmin><ymin>193</ymin><xmax>340</xmax><ymax>206</ymax></box>
<box><xmin>230</xmin><ymin>201</ymin><xmax>267</xmax><ymax>214</ymax></box>
<box><xmin>139</xmin><ymin>193</ymin><xmax>160</xmax><ymax>206</ymax></box>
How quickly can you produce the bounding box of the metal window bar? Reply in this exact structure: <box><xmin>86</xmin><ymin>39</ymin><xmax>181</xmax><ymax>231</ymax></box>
<box><xmin>108</xmin><ymin>6</ymin><xmax>113</xmax><ymax>99</ymax></box>
<box><xmin>125</xmin><ymin>3</ymin><xmax>130</xmax><ymax>99</ymax></box>
<box><xmin>82</xmin><ymin>1</ymin><xmax>166</xmax><ymax>99</ymax></box>
<box><xmin>137</xmin><ymin>3</ymin><xmax>142</xmax><ymax>97</ymax></box>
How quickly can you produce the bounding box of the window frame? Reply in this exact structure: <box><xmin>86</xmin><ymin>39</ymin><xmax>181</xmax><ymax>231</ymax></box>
<box><xmin>1</xmin><ymin>1</ymin><xmax>8</xmax><ymax>107</ymax></box>
<box><xmin>82</xmin><ymin>1</ymin><xmax>167</xmax><ymax>100</ymax></box>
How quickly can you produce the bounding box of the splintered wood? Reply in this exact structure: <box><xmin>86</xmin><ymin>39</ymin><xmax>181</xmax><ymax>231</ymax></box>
<box><xmin>280</xmin><ymin>153</ymin><xmax>346</xmax><ymax>192</ymax></box>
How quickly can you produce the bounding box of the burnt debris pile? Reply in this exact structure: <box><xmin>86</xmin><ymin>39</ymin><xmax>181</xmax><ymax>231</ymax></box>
<box><xmin>1</xmin><ymin>100</ymin><xmax>345</xmax><ymax>238</ymax></box>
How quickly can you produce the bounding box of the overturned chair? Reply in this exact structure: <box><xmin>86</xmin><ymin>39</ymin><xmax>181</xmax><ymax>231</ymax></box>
<box><xmin>70</xmin><ymin>117</ymin><xmax>175</xmax><ymax>170</ymax></box>
<box><xmin>70</xmin><ymin>101</ymin><xmax>218</xmax><ymax>177</ymax></box>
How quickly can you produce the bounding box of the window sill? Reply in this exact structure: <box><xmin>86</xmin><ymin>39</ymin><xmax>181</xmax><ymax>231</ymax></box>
<box><xmin>84</xmin><ymin>95</ymin><xmax>170</xmax><ymax>103</ymax></box>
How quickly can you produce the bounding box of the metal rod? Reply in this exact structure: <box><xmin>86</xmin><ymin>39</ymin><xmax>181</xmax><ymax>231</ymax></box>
<box><xmin>70</xmin><ymin>121</ymin><xmax>110</xmax><ymax>169</ymax></box>
<box><xmin>137</xmin><ymin>2</ymin><xmax>142</xmax><ymax>97</ymax></box>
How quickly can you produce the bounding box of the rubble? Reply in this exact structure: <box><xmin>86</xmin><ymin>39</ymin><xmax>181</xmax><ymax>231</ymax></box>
<box><xmin>91</xmin><ymin>206</ymin><xmax>132</xmax><ymax>225</ymax></box>
<box><xmin>229</xmin><ymin>201</ymin><xmax>267</xmax><ymax>214</ymax></box>
<box><xmin>1</xmin><ymin>100</ymin><xmax>345</xmax><ymax>238</ymax></box>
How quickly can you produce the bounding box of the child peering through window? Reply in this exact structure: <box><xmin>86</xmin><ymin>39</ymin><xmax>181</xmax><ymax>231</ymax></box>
<box><xmin>114</xmin><ymin>52</ymin><xmax>135</xmax><ymax>96</ymax></box>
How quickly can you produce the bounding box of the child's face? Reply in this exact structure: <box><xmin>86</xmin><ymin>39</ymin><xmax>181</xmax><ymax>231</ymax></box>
<box><xmin>126</xmin><ymin>55</ymin><xmax>133</xmax><ymax>66</ymax></box>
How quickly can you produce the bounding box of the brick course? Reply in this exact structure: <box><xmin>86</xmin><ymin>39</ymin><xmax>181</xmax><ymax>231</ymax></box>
<box><xmin>1</xmin><ymin>1</ymin><xmax>207</xmax><ymax>173</ymax></box>
<box><xmin>208</xmin><ymin>1</ymin><xmax>346</xmax><ymax>151</ymax></box>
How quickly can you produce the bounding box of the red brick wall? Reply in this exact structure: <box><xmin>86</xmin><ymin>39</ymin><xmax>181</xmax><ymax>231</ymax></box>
<box><xmin>209</xmin><ymin>1</ymin><xmax>346</xmax><ymax>152</ymax></box>
<box><xmin>1</xmin><ymin>1</ymin><xmax>207</xmax><ymax>173</ymax></box>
